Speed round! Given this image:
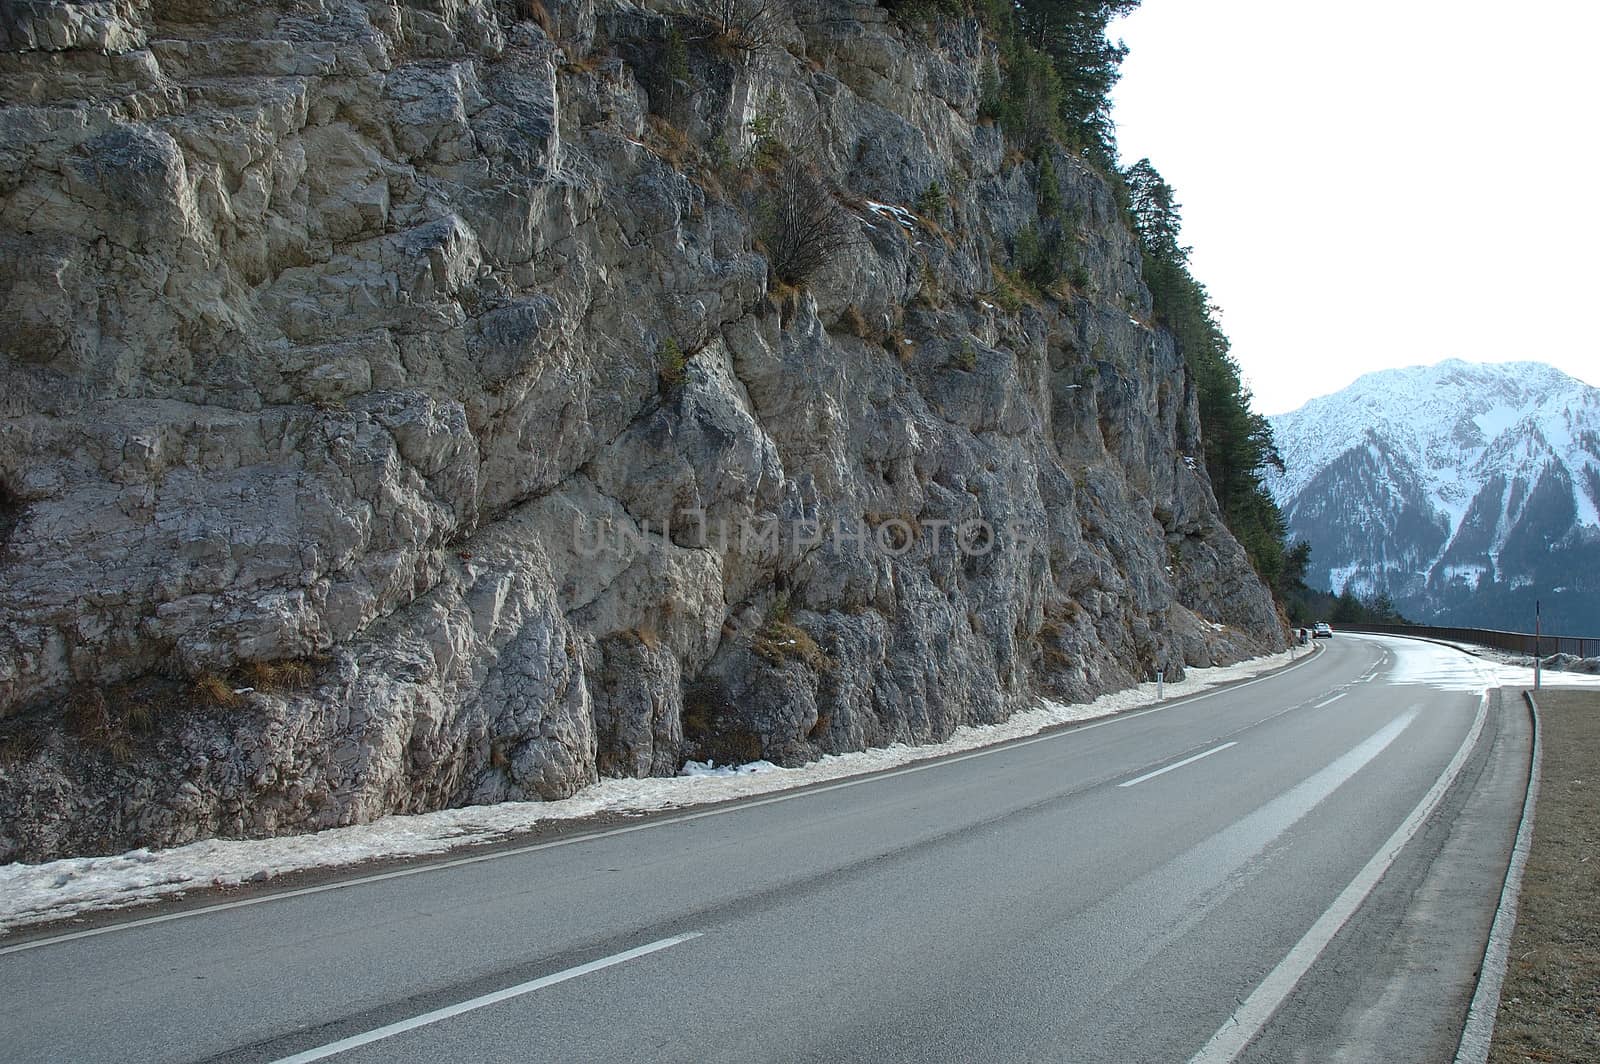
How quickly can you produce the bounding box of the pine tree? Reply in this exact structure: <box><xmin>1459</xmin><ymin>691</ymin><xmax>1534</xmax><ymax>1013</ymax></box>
<box><xmin>1012</xmin><ymin>0</ymin><xmax>1140</xmax><ymax>155</ymax></box>
<box><xmin>979</xmin><ymin>0</ymin><xmax>1142</xmax><ymax>161</ymax></box>
<box><xmin>1124</xmin><ymin>159</ymin><xmax>1184</xmax><ymax>262</ymax></box>
<box><xmin>1331</xmin><ymin>589</ymin><xmax>1362</xmax><ymax>624</ymax></box>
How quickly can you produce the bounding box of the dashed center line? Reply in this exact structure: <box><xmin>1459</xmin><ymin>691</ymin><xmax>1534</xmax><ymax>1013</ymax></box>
<box><xmin>1118</xmin><ymin>742</ymin><xmax>1239</xmax><ymax>788</ymax></box>
<box><xmin>1314</xmin><ymin>693</ymin><xmax>1348</xmax><ymax>708</ymax></box>
<box><xmin>266</xmin><ymin>932</ymin><xmax>703</xmax><ymax>1064</ymax></box>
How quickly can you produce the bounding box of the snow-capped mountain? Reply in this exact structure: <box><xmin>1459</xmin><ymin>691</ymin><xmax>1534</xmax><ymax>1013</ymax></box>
<box><xmin>1267</xmin><ymin>359</ymin><xmax>1600</xmax><ymax>633</ymax></box>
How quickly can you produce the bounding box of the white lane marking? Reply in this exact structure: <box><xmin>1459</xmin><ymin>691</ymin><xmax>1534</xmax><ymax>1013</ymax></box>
<box><xmin>3</xmin><ymin>652</ymin><xmax>1326</xmax><ymax>956</ymax></box>
<box><xmin>1118</xmin><ymin>742</ymin><xmax>1238</xmax><ymax>788</ymax></box>
<box><xmin>1090</xmin><ymin>712</ymin><xmax>1419</xmax><ymax>971</ymax></box>
<box><xmin>1314</xmin><ymin>693</ymin><xmax>1348</xmax><ymax>708</ymax></box>
<box><xmin>266</xmin><ymin>932</ymin><xmax>702</xmax><ymax>1064</ymax></box>
<box><xmin>1187</xmin><ymin>692</ymin><xmax>1491</xmax><ymax>1064</ymax></box>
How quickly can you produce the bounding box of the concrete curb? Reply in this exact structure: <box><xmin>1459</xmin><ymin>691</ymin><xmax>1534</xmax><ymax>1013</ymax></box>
<box><xmin>1453</xmin><ymin>690</ymin><xmax>1543</xmax><ymax>1063</ymax></box>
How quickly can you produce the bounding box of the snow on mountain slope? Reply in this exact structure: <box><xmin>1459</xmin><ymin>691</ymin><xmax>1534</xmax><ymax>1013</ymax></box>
<box><xmin>1267</xmin><ymin>359</ymin><xmax>1600</xmax><ymax>631</ymax></box>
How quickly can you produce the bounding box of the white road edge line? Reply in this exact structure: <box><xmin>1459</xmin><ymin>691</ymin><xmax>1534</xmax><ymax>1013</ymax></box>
<box><xmin>1118</xmin><ymin>742</ymin><xmax>1238</xmax><ymax>788</ymax></box>
<box><xmin>265</xmin><ymin>932</ymin><xmax>702</xmax><ymax>1064</ymax></box>
<box><xmin>1186</xmin><ymin>690</ymin><xmax>1491</xmax><ymax>1064</ymax></box>
<box><xmin>1314</xmin><ymin>693</ymin><xmax>1348</xmax><ymax>708</ymax></box>
<box><xmin>1</xmin><ymin>651</ymin><xmax>1323</xmax><ymax>956</ymax></box>
<box><xmin>1454</xmin><ymin>691</ymin><xmax>1542</xmax><ymax>1064</ymax></box>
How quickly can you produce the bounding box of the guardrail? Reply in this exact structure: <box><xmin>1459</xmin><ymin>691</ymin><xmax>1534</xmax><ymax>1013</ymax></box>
<box><xmin>1336</xmin><ymin>622</ymin><xmax>1599</xmax><ymax>659</ymax></box>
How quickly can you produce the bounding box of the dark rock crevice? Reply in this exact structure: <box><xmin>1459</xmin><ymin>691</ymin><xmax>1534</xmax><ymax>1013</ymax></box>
<box><xmin>0</xmin><ymin>482</ymin><xmax>20</xmax><ymax>556</ymax></box>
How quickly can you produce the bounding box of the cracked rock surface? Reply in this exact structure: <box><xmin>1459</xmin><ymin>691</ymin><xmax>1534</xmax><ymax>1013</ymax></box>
<box><xmin>0</xmin><ymin>0</ymin><xmax>1282</xmax><ymax>861</ymax></box>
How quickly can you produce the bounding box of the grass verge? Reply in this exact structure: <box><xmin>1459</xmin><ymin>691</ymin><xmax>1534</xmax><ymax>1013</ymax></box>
<box><xmin>1488</xmin><ymin>688</ymin><xmax>1600</xmax><ymax>1064</ymax></box>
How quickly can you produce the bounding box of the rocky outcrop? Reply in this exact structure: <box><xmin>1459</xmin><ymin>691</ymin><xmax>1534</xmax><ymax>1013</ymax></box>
<box><xmin>0</xmin><ymin>0</ymin><xmax>1281</xmax><ymax>861</ymax></box>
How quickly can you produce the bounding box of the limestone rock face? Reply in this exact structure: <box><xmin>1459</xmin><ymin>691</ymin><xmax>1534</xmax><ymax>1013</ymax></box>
<box><xmin>0</xmin><ymin>0</ymin><xmax>1282</xmax><ymax>861</ymax></box>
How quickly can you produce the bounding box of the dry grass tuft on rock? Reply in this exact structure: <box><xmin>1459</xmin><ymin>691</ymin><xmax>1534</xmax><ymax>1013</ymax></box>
<box><xmin>752</xmin><ymin>594</ymin><xmax>833</xmax><ymax>671</ymax></box>
<box><xmin>753</xmin><ymin>618</ymin><xmax>832</xmax><ymax>670</ymax></box>
<box><xmin>513</xmin><ymin>0</ymin><xmax>554</xmax><ymax>35</ymax></box>
<box><xmin>709</xmin><ymin>727</ymin><xmax>766</xmax><ymax>766</ymax></box>
<box><xmin>0</xmin><ymin>729</ymin><xmax>44</xmax><ymax>767</ymax></box>
<box><xmin>631</xmin><ymin>621</ymin><xmax>662</xmax><ymax>650</ymax></box>
<box><xmin>644</xmin><ymin>114</ymin><xmax>691</xmax><ymax>168</ymax></box>
<box><xmin>884</xmin><ymin>329</ymin><xmax>915</xmax><ymax>364</ymax></box>
<box><xmin>65</xmin><ymin>688</ymin><xmax>114</xmax><ymax>743</ymax></box>
<box><xmin>986</xmin><ymin>260</ymin><xmax>1033</xmax><ymax>313</ymax></box>
<box><xmin>124</xmin><ymin>699</ymin><xmax>158</xmax><ymax>735</ymax></box>
<box><xmin>237</xmin><ymin>659</ymin><xmax>316</xmax><ymax>693</ymax></box>
<box><xmin>841</xmin><ymin>304</ymin><xmax>872</xmax><ymax>339</ymax></box>
<box><xmin>193</xmin><ymin>672</ymin><xmax>242</xmax><ymax>708</ymax></box>
<box><xmin>1038</xmin><ymin>600</ymin><xmax>1085</xmax><ymax>669</ymax></box>
<box><xmin>64</xmin><ymin>687</ymin><xmax>134</xmax><ymax>761</ymax></box>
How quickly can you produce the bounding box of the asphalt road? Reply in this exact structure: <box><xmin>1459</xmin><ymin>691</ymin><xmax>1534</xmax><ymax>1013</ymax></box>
<box><xmin>0</xmin><ymin>635</ymin><xmax>1530</xmax><ymax>1063</ymax></box>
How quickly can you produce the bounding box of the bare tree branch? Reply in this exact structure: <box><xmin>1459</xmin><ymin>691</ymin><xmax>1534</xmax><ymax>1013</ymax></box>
<box><xmin>758</xmin><ymin>159</ymin><xmax>859</xmax><ymax>287</ymax></box>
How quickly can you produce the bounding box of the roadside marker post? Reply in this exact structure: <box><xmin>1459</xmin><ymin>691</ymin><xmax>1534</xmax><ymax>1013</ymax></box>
<box><xmin>1534</xmin><ymin>600</ymin><xmax>1542</xmax><ymax>691</ymax></box>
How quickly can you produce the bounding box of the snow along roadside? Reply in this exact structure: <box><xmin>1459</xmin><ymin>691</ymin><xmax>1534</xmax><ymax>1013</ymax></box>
<box><xmin>0</xmin><ymin>648</ymin><xmax>1304</xmax><ymax>934</ymax></box>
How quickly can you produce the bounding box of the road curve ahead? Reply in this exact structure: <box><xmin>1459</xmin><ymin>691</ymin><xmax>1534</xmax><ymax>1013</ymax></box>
<box><xmin>0</xmin><ymin>636</ymin><xmax>1530</xmax><ymax>1063</ymax></box>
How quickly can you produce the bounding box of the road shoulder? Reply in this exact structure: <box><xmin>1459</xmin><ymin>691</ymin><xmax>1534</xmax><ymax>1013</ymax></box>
<box><xmin>1240</xmin><ymin>687</ymin><xmax>1529</xmax><ymax>1062</ymax></box>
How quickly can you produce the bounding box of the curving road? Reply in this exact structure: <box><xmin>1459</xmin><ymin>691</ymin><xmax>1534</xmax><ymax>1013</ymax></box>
<box><xmin>0</xmin><ymin>635</ymin><xmax>1532</xmax><ymax>1063</ymax></box>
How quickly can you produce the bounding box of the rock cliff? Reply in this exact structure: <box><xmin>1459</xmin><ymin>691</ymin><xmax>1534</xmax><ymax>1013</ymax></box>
<box><xmin>0</xmin><ymin>0</ymin><xmax>1281</xmax><ymax>861</ymax></box>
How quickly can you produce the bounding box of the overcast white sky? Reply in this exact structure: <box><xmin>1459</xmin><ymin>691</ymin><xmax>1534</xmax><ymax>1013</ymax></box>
<box><xmin>1109</xmin><ymin>0</ymin><xmax>1600</xmax><ymax>415</ymax></box>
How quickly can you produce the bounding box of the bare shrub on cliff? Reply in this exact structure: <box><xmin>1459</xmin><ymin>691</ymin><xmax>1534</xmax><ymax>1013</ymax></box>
<box><xmin>687</xmin><ymin>0</ymin><xmax>783</xmax><ymax>58</ymax></box>
<box><xmin>756</xmin><ymin>159</ymin><xmax>858</xmax><ymax>288</ymax></box>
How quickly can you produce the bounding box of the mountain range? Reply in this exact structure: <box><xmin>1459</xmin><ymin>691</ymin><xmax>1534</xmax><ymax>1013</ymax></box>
<box><xmin>1266</xmin><ymin>359</ymin><xmax>1600</xmax><ymax>633</ymax></box>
